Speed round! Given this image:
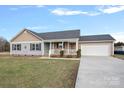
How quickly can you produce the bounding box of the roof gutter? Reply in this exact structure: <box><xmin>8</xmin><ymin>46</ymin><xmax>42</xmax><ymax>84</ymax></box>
<box><xmin>79</xmin><ymin>40</ymin><xmax>115</xmax><ymax>43</ymax></box>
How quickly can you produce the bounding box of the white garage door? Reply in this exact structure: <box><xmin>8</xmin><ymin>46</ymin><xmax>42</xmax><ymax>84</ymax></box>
<box><xmin>81</xmin><ymin>43</ymin><xmax>112</xmax><ymax>56</ymax></box>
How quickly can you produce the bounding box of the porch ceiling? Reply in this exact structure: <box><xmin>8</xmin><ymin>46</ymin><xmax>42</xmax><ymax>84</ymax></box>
<box><xmin>44</xmin><ymin>40</ymin><xmax>77</xmax><ymax>43</ymax></box>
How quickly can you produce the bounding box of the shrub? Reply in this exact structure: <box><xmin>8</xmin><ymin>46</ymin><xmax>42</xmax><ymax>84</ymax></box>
<box><xmin>60</xmin><ymin>50</ymin><xmax>64</xmax><ymax>57</ymax></box>
<box><xmin>66</xmin><ymin>55</ymin><xmax>73</xmax><ymax>58</ymax></box>
<box><xmin>77</xmin><ymin>49</ymin><xmax>81</xmax><ymax>58</ymax></box>
<box><xmin>50</xmin><ymin>55</ymin><xmax>60</xmax><ymax>57</ymax></box>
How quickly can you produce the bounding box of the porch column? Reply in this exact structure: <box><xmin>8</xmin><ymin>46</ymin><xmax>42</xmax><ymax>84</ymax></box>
<box><xmin>76</xmin><ymin>40</ymin><xmax>78</xmax><ymax>51</ymax></box>
<box><xmin>62</xmin><ymin>41</ymin><xmax>64</xmax><ymax>50</ymax></box>
<box><xmin>68</xmin><ymin>42</ymin><xmax>69</xmax><ymax>54</ymax></box>
<box><xmin>49</xmin><ymin>42</ymin><xmax>52</xmax><ymax>57</ymax></box>
<box><xmin>112</xmin><ymin>41</ymin><xmax>114</xmax><ymax>55</ymax></box>
<box><xmin>42</xmin><ymin>41</ymin><xmax>44</xmax><ymax>56</ymax></box>
<box><xmin>53</xmin><ymin>42</ymin><xmax>54</xmax><ymax>54</ymax></box>
<box><xmin>10</xmin><ymin>43</ymin><xmax>12</xmax><ymax>55</ymax></box>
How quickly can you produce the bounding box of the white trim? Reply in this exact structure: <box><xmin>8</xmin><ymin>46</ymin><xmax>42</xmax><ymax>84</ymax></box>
<box><xmin>44</xmin><ymin>38</ymin><xmax>79</xmax><ymax>42</ymax></box>
<box><xmin>62</xmin><ymin>41</ymin><xmax>64</xmax><ymax>50</ymax></box>
<box><xmin>76</xmin><ymin>40</ymin><xmax>78</xmax><ymax>51</ymax></box>
<box><xmin>10</xmin><ymin>43</ymin><xmax>12</xmax><ymax>55</ymax></box>
<box><xmin>68</xmin><ymin>42</ymin><xmax>69</xmax><ymax>54</ymax></box>
<box><xmin>42</xmin><ymin>41</ymin><xmax>44</xmax><ymax>55</ymax></box>
<box><xmin>53</xmin><ymin>42</ymin><xmax>54</xmax><ymax>54</ymax></box>
<box><xmin>49</xmin><ymin>42</ymin><xmax>52</xmax><ymax>57</ymax></box>
<box><xmin>10</xmin><ymin>29</ymin><xmax>43</xmax><ymax>42</ymax></box>
<box><xmin>112</xmin><ymin>41</ymin><xmax>115</xmax><ymax>55</ymax></box>
<box><xmin>11</xmin><ymin>41</ymin><xmax>42</xmax><ymax>44</ymax></box>
<box><xmin>79</xmin><ymin>40</ymin><xmax>115</xmax><ymax>43</ymax></box>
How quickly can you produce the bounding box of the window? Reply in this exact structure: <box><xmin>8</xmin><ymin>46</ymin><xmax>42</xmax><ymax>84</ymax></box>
<box><xmin>30</xmin><ymin>44</ymin><xmax>35</xmax><ymax>50</ymax></box>
<box><xmin>30</xmin><ymin>43</ymin><xmax>41</xmax><ymax>51</ymax></box>
<box><xmin>12</xmin><ymin>44</ymin><xmax>21</xmax><ymax>51</ymax></box>
<box><xmin>12</xmin><ymin>44</ymin><xmax>16</xmax><ymax>50</ymax></box>
<box><xmin>36</xmin><ymin>43</ymin><xmax>41</xmax><ymax>50</ymax></box>
<box><xmin>17</xmin><ymin>44</ymin><xmax>21</xmax><ymax>51</ymax></box>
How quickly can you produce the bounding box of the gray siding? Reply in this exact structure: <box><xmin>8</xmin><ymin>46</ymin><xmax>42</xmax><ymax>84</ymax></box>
<box><xmin>10</xmin><ymin>42</ymin><xmax>42</xmax><ymax>56</ymax></box>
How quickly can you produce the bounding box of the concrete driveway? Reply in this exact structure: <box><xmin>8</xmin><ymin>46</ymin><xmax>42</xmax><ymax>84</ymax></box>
<box><xmin>75</xmin><ymin>56</ymin><xmax>124</xmax><ymax>88</ymax></box>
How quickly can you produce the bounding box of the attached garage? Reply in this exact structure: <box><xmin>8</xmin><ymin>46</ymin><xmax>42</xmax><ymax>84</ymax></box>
<box><xmin>81</xmin><ymin>43</ymin><xmax>112</xmax><ymax>56</ymax></box>
<box><xmin>79</xmin><ymin>34</ymin><xmax>115</xmax><ymax>56</ymax></box>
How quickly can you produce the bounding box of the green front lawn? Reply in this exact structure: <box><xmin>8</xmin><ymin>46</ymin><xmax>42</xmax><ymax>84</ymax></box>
<box><xmin>113</xmin><ymin>54</ymin><xmax>124</xmax><ymax>60</ymax></box>
<box><xmin>0</xmin><ymin>56</ymin><xmax>79</xmax><ymax>88</ymax></box>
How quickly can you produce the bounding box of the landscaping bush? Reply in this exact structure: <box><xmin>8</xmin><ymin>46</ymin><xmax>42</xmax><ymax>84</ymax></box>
<box><xmin>50</xmin><ymin>54</ymin><xmax>60</xmax><ymax>57</ymax></box>
<box><xmin>76</xmin><ymin>49</ymin><xmax>81</xmax><ymax>58</ymax></box>
<box><xmin>66</xmin><ymin>55</ymin><xmax>73</xmax><ymax>58</ymax></box>
<box><xmin>60</xmin><ymin>50</ymin><xmax>64</xmax><ymax>57</ymax></box>
<box><xmin>65</xmin><ymin>55</ymin><xmax>77</xmax><ymax>58</ymax></box>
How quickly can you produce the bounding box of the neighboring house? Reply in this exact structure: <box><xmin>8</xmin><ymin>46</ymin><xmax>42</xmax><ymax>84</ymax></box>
<box><xmin>115</xmin><ymin>45</ymin><xmax>124</xmax><ymax>51</ymax></box>
<box><xmin>10</xmin><ymin>29</ymin><xmax>115</xmax><ymax>56</ymax></box>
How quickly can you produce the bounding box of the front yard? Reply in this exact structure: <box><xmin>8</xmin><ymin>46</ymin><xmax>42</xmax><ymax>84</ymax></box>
<box><xmin>113</xmin><ymin>54</ymin><xmax>124</xmax><ymax>60</ymax></box>
<box><xmin>0</xmin><ymin>56</ymin><xmax>79</xmax><ymax>88</ymax></box>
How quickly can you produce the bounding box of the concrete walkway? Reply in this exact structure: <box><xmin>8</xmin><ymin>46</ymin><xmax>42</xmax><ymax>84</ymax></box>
<box><xmin>75</xmin><ymin>56</ymin><xmax>124</xmax><ymax>88</ymax></box>
<box><xmin>39</xmin><ymin>57</ymin><xmax>80</xmax><ymax>60</ymax></box>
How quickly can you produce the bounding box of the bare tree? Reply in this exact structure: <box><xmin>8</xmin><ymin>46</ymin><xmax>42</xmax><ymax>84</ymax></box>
<box><xmin>0</xmin><ymin>36</ymin><xmax>10</xmax><ymax>52</ymax></box>
<box><xmin>114</xmin><ymin>42</ymin><xmax>124</xmax><ymax>47</ymax></box>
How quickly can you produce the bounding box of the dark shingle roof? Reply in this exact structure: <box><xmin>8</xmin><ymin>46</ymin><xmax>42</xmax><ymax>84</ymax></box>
<box><xmin>79</xmin><ymin>34</ymin><xmax>115</xmax><ymax>41</ymax></box>
<box><xmin>24</xmin><ymin>29</ymin><xmax>115</xmax><ymax>41</ymax></box>
<box><xmin>28</xmin><ymin>29</ymin><xmax>80</xmax><ymax>40</ymax></box>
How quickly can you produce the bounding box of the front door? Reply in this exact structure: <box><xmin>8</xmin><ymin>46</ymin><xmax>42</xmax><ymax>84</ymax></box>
<box><xmin>22</xmin><ymin>43</ymin><xmax>29</xmax><ymax>55</ymax></box>
<box><xmin>44</xmin><ymin>43</ymin><xmax>50</xmax><ymax>56</ymax></box>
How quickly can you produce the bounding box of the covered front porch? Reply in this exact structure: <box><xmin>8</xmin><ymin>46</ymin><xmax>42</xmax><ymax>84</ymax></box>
<box><xmin>44</xmin><ymin>40</ymin><xmax>78</xmax><ymax>56</ymax></box>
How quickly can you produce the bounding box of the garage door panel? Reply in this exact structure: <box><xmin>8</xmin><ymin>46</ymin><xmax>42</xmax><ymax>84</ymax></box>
<box><xmin>81</xmin><ymin>43</ymin><xmax>111</xmax><ymax>56</ymax></box>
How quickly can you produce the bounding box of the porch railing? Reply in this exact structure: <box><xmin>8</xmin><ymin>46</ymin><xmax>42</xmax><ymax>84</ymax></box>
<box><xmin>51</xmin><ymin>49</ymin><xmax>76</xmax><ymax>55</ymax></box>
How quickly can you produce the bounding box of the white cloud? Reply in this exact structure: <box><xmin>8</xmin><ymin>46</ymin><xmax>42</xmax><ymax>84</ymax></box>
<box><xmin>86</xmin><ymin>12</ymin><xmax>100</xmax><ymax>16</ymax></box>
<box><xmin>9</xmin><ymin>5</ymin><xmax>44</xmax><ymax>11</ymax></box>
<box><xmin>111</xmin><ymin>32</ymin><xmax>124</xmax><ymax>42</ymax></box>
<box><xmin>27</xmin><ymin>25</ymin><xmax>54</xmax><ymax>31</ymax></box>
<box><xmin>27</xmin><ymin>26</ymin><xmax>48</xmax><ymax>30</ymax></box>
<box><xmin>51</xmin><ymin>6</ymin><xmax>124</xmax><ymax>16</ymax></box>
<box><xmin>51</xmin><ymin>8</ymin><xmax>100</xmax><ymax>16</ymax></box>
<box><xmin>98</xmin><ymin>5</ymin><xmax>124</xmax><ymax>14</ymax></box>
<box><xmin>51</xmin><ymin>8</ymin><xmax>84</xmax><ymax>16</ymax></box>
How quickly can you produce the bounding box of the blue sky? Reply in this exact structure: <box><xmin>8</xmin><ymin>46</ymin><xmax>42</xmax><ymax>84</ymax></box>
<box><xmin>0</xmin><ymin>5</ymin><xmax>124</xmax><ymax>42</ymax></box>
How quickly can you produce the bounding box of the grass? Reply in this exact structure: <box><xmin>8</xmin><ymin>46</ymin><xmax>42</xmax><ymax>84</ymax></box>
<box><xmin>0</xmin><ymin>56</ymin><xmax>79</xmax><ymax>88</ymax></box>
<box><xmin>113</xmin><ymin>54</ymin><xmax>124</xmax><ymax>60</ymax></box>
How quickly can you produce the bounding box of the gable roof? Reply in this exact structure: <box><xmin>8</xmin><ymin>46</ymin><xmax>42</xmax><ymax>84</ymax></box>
<box><xmin>10</xmin><ymin>29</ymin><xmax>43</xmax><ymax>42</ymax></box>
<box><xmin>29</xmin><ymin>29</ymin><xmax>80</xmax><ymax>40</ymax></box>
<box><xmin>79</xmin><ymin>34</ymin><xmax>115</xmax><ymax>41</ymax></box>
<box><xmin>11</xmin><ymin>28</ymin><xmax>115</xmax><ymax>42</ymax></box>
